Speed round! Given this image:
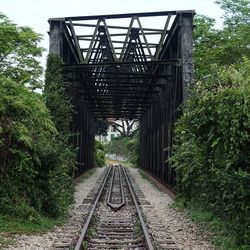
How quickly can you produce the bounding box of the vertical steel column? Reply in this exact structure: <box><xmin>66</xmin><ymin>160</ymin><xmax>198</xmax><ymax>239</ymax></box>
<box><xmin>48</xmin><ymin>19</ymin><xmax>96</xmax><ymax>175</ymax></box>
<box><xmin>49</xmin><ymin>20</ymin><xmax>63</xmax><ymax>56</ymax></box>
<box><xmin>180</xmin><ymin>13</ymin><xmax>194</xmax><ymax>100</ymax></box>
<box><xmin>139</xmin><ymin>13</ymin><xmax>194</xmax><ymax>190</ymax></box>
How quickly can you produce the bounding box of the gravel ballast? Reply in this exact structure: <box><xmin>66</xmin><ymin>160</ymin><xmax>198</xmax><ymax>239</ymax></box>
<box><xmin>3</xmin><ymin>166</ymin><xmax>215</xmax><ymax>249</ymax></box>
<box><xmin>3</xmin><ymin>167</ymin><xmax>105</xmax><ymax>250</ymax></box>
<box><xmin>129</xmin><ymin>167</ymin><xmax>215</xmax><ymax>250</ymax></box>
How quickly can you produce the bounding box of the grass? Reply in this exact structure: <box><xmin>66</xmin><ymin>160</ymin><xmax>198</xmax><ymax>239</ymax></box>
<box><xmin>173</xmin><ymin>197</ymin><xmax>250</xmax><ymax>250</ymax></box>
<box><xmin>0</xmin><ymin>214</ymin><xmax>65</xmax><ymax>234</ymax></box>
<box><xmin>138</xmin><ymin>169</ymin><xmax>152</xmax><ymax>181</ymax></box>
<box><xmin>0</xmin><ymin>214</ymin><xmax>65</xmax><ymax>249</ymax></box>
<box><xmin>0</xmin><ymin>168</ymin><xmax>97</xmax><ymax>248</ymax></box>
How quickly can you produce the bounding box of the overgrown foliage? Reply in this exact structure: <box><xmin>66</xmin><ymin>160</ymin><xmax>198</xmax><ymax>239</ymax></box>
<box><xmin>171</xmin><ymin>59</ymin><xmax>250</xmax><ymax>246</ymax></box>
<box><xmin>0</xmin><ymin>12</ymin><xmax>44</xmax><ymax>90</ymax></box>
<box><xmin>0</xmin><ymin>14</ymin><xmax>75</xmax><ymax>229</ymax></box>
<box><xmin>44</xmin><ymin>54</ymin><xmax>72</xmax><ymax>138</ymax></box>
<box><xmin>106</xmin><ymin>136</ymin><xmax>130</xmax><ymax>160</ymax></box>
<box><xmin>126</xmin><ymin>132</ymin><xmax>140</xmax><ymax>165</ymax></box>
<box><xmin>106</xmin><ymin>132</ymin><xmax>139</xmax><ymax>165</ymax></box>
<box><xmin>0</xmin><ymin>79</ymin><xmax>74</xmax><ymax>221</ymax></box>
<box><xmin>95</xmin><ymin>140</ymin><xmax>105</xmax><ymax>167</ymax></box>
<box><xmin>172</xmin><ymin>1</ymin><xmax>250</xmax><ymax>246</ymax></box>
<box><xmin>193</xmin><ymin>0</ymin><xmax>250</xmax><ymax>81</ymax></box>
<box><xmin>43</xmin><ymin>53</ymin><xmax>76</xmax><ymax>213</ymax></box>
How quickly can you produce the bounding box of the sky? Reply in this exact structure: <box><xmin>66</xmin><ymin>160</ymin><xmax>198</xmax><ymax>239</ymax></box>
<box><xmin>1</xmin><ymin>0</ymin><xmax>224</xmax><ymax>68</ymax></box>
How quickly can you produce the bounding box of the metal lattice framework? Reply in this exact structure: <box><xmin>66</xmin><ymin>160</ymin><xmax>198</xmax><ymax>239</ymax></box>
<box><xmin>48</xmin><ymin>10</ymin><xmax>194</xmax><ymax>186</ymax></box>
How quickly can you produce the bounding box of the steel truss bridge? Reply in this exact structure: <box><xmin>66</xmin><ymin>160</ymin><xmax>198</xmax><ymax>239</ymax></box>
<box><xmin>48</xmin><ymin>10</ymin><xmax>194</xmax><ymax>188</ymax></box>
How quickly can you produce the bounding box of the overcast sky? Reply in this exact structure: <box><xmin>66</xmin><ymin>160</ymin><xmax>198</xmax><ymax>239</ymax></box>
<box><xmin>1</xmin><ymin>0</ymin><xmax>224</xmax><ymax>67</ymax></box>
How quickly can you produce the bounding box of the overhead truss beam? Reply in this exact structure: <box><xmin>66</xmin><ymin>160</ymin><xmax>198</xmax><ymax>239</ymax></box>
<box><xmin>49</xmin><ymin>10</ymin><xmax>194</xmax><ymax>119</ymax></box>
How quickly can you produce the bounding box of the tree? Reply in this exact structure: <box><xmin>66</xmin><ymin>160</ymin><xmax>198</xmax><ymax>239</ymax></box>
<box><xmin>215</xmin><ymin>0</ymin><xmax>250</xmax><ymax>64</ymax></box>
<box><xmin>216</xmin><ymin>0</ymin><xmax>250</xmax><ymax>28</ymax></box>
<box><xmin>0</xmin><ymin>13</ymin><xmax>75</xmax><ymax>225</ymax></box>
<box><xmin>193</xmin><ymin>15</ymin><xmax>219</xmax><ymax>80</ymax></box>
<box><xmin>108</xmin><ymin>119</ymin><xmax>137</xmax><ymax>137</ymax></box>
<box><xmin>0</xmin><ymin>78</ymin><xmax>75</xmax><ymax>219</ymax></box>
<box><xmin>193</xmin><ymin>0</ymin><xmax>250</xmax><ymax>80</ymax></box>
<box><xmin>171</xmin><ymin>1</ymin><xmax>250</xmax><ymax>246</ymax></box>
<box><xmin>0</xmin><ymin>12</ymin><xmax>44</xmax><ymax>90</ymax></box>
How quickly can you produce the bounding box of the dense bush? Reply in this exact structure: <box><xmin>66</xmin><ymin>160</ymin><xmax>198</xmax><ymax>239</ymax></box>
<box><xmin>0</xmin><ymin>79</ymin><xmax>74</xmax><ymax>220</ymax></box>
<box><xmin>0</xmin><ymin>13</ymin><xmax>75</xmax><ymax>225</ymax></box>
<box><xmin>106</xmin><ymin>136</ymin><xmax>130</xmax><ymax>159</ymax></box>
<box><xmin>126</xmin><ymin>132</ymin><xmax>139</xmax><ymax>165</ymax></box>
<box><xmin>95</xmin><ymin>140</ymin><xmax>105</xmax><ymax>167</ymax></box>
<box><xmin>106</xmin><ymin>132</ymin><xmax>139</xmax><ymax>165</ymax></box>
<box><xmin>171</xmin><ymin>59</ymin><xmax>250</xmax><ymax>245</ymax></box>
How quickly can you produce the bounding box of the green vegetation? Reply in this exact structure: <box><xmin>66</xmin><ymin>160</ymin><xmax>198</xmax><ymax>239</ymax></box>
<box><xmin>171</xmin><ymin>1</ymin><xmax>250</xmax><ymax>248</ymax></box>
<box><xmin>105</xmin><ymin>132</ymin><xmax>139</xmax><ymax>165</ymax></box>
<box><xmin>0</xmin><ymin>80</ymin><xmax>73</xmax><ymax>219</ymax></box>
<box><xmin>174</xmin><ymin>197</ymin><xmax>250</xmax><ymax>250</ymax></box>
<box><xmin>126</xmin><ymin>132</ymin><xmax>140</xmax><ymax>165</ymax></box>
<box><xmin>0</xmin><ymin>214</ymin><xmax>64</xmax><ymax>234</ymax></box>
<box><xmin>194</xmin><ymin>0</ymin><xmax>250</xmax><ymax>81</ymax></box>
<box><xmin>172</xmin><ymin>60</ymin><xmax>250</xmax><ymax>248</ymax></box>
<box><xmin>0</xmin><ymin>0</ymin><xmax>249</xmax><ymax>249</ymax></box>
<box><xmin>0</xmin><ymin>12</ymin><xmax>75</xmax><ymax>241</ymax></box>
<box><xmin>95</xmin><ymin>140</ymin><xmax>105</xmax><ymax>167</ymax></box>
<box><xmin>0</xmin><ymin>12</ymin><xmax>44</xmax><ymax>90</ymax></box>
<box><xmin>106</xmin><ymin>136</ymin><xmax>130</xmax><ymax>158</ymax></box>
<box><xmin>0</xmin><ymin>235</ymin><xmax>14</xmax><ymax>249</ymax></box>
<box><xmin>44</xmin><ymin>54</ymin><xmax>73</xmax><ymax>138</ymax></box>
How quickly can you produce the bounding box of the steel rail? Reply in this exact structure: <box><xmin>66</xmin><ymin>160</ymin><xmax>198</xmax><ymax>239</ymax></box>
<box><xmin>74</xmin><ymin>166</ymin><xmax>112</xmax><ymax>250</ymax></box>
<box><xmin>119</xmin><ymin>165</ymin><xmax>126</xmax><ymax>206</ymax></box>
<box><xmin>106</xmin><ymin>166</ymin><xmax>115</xmax><ymax>208</ymax></box>
<box><xmin>106</xmin><ymin>165</ymin><xmax>126</xmax><ymax>211</ymax></box>
<box><xmin>121</xmin><ymin>166</ymin><xmax>154</xmax><ymax>250</ymax></box>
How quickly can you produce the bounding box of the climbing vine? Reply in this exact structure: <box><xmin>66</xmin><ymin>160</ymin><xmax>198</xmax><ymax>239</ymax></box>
<box><xmin>44</xmin><ymin>54</ymin><xmax>73</xmax><ymax>138</ymax></box>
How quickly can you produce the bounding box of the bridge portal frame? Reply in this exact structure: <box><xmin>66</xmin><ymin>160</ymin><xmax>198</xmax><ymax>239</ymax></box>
<box><xmin>47</xmin><ymin>10</ymin><xmax>194</xmax><ymax>186</ymax></box>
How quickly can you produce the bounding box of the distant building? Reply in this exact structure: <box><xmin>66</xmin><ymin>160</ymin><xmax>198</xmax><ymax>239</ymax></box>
<box><xmin>95</xmin><ymin>119</ymin><xmax>138</xmax><ymax>143</ymax></box>
<box><xmin>106</xmin><ymin>124</ymin><xmax>121</xmax><ymax>141</ymax></box>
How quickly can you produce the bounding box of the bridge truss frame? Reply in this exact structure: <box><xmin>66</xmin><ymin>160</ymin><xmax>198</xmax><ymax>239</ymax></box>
<box><xmin>48</xmin><ymin>10</ymin><xmax>194</xmax><ymax>187</ymax></box>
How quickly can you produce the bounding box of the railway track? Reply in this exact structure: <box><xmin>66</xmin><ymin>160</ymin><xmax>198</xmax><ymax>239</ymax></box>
<box><xmin>74</xmin><ymin>164</ymin><xmax>154</xmax><ymax>250</ymax></box>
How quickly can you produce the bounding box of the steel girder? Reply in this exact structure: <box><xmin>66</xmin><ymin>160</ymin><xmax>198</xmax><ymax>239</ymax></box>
<box><xmin>48</xmin><ymin>10</ymin><xmax>195</xmax><ymax>185</ymax></box>
<box><xmin>49</xmin><ymin>10</ymin><xmax>194</xmax><ymax>120</ymax></box>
